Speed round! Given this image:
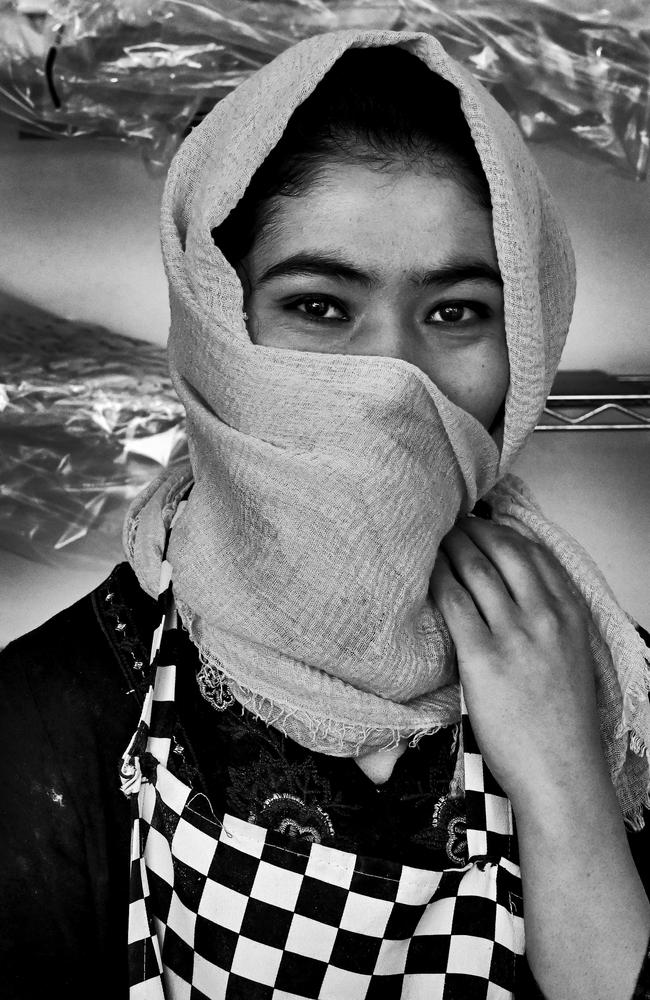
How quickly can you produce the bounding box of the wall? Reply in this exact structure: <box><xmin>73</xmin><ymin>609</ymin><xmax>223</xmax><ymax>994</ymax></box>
<box><xmin>531</xmin><ymin>144</ymin><xmax>650</xmax><ymax>375</ymax></box>
<box><xmin>0</xmin><ymin>114</ymin><xmax>649</xmax><ymax>645</ymax></box>
<box><xmin>513</xmin><ymin>434</ymin><xmax>650</xmax><ymax>629</ymax></box>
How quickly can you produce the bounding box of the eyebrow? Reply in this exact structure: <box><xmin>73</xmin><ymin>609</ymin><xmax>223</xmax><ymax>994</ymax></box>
<box><xmin>256</xmin><ymin>251</ymin><xmax>503</xmax><ymax>290</ymax></box>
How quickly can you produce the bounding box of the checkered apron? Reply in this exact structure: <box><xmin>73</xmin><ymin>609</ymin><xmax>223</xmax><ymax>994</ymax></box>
<box><xmin>120</xmin><ymin>507</ymin><xmax>525</xmax><ymax>999</ymax></box>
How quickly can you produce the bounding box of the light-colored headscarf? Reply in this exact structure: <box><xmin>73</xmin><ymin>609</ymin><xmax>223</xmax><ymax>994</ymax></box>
<box><xmin>125</xmin><ymin>29</ymin><xmax>650</xmax><ymax>827</ymax></box>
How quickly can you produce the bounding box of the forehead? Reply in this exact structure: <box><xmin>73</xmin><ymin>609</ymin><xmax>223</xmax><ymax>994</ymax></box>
<box><xmin>254</xmin><ymin>162</ymin><xmax>498</xmax><ymax>274</ymax></box>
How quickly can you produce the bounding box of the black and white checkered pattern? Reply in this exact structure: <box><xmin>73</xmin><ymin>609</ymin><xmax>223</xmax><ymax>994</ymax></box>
<box><xmin>122</xmin><ymin>524</ymin><xmax>525</xmax><ymax>999</ymax></box>
<box><xmin>461</xmin><ymin>695</ymin><xmax>519</xmax><ymax>868</ymax></box>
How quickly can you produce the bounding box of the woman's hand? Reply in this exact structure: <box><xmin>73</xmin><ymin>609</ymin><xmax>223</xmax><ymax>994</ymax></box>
<box><xmin>429</xmin><ymin>514</ymin><xmax>604</xmax><ymax>811</ymax></box>
<box><xmin>430</xmin><ymin>514</ymin><xmax>650</xmax><ymax>1000</ymax></box>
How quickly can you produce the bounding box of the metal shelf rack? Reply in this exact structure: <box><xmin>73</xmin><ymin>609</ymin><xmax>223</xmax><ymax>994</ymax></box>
<box><xmin>537</xmin><ymin>373</ymin><xmax>650</xmax><ymax>431</ymax></box>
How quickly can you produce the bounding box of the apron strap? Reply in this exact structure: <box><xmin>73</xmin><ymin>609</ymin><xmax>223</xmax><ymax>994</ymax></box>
<box><xmin>120</xmin><ymin>500</ymin><xmax>188</xmax><ymax>788</ymax></box>
<box><xmin>460</xmin><ymin>687</ymin><xmax>518</xmax><ymax>864</ymax></box>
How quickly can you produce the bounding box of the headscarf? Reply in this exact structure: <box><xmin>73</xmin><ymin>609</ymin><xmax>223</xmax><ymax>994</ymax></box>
<box><xmin>125</xmin><ymin>29</ymin><xmax>650</xmax><ymax>827</ymax></box>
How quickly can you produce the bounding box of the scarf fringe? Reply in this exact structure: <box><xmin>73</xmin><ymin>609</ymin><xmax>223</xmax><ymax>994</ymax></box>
<box><xmin>191</xmin><ymin>621</ymin><xmax>447</xmax><ymax>757</ymax></box>
<box><xmin>629</xmin><ymin>731</ymin><xmax>650</xmax><ymax>760</ymax></box>
<box><xmin>615</xmin><ymin>652</ymin><xmax>650</xmax><ymax>756</ymax></box>
<box><xmin>624</xmin><ymin>789</ymin><xmax>650</xmax><ymax>832</ymax></box>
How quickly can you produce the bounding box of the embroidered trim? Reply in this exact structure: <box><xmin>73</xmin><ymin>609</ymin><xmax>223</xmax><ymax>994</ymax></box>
<box><xmin>93</xmin><ymin>568</ymin><xmax>152</xmax><ymax>700</ymax></box>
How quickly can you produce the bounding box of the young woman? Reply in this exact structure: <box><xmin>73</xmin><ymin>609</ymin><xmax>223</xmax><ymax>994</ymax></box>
<box><xmin>2</xmin><ymin>29</ymin><xmax>650</xmax><ymax>1000</ymax></box>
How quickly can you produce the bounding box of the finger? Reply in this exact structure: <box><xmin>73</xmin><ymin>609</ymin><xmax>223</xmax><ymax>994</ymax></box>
<box><xmin>515</xmin><ymin>536</ymin><xmax>586</xmax><ymax>610</ymax></box>
<box><xmin>453</xmin><ymin>516</ymin><xmax>558</xmax><ymax>613</ymax></box>
<box><xmin>430</xmin><ymin>549</ymin><xmax>491</xmax><ymax>658</ymax></box>
<box><xmin>440</xmin><ymin>524</ymin><xmax>518</xmax><ymax>630</ymax></box>
<box><xmin>462</xmin><ymin>516</ymin><xmax>588</xmax><ymax>618</ymax></box>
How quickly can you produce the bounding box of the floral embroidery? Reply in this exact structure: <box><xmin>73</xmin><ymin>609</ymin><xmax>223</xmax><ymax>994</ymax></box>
<box><xmin>251</xmin><ymin>792</ymin><xmax>335</xmax><ymax>844</ymax></box>
<box><xmin>411</xmin><ymin>785</ymin><xmax>467</xmax><ymax>864</ymax></box>
<box><xmin>227</xmin><ymin>751</ymin><xmax>339</xmax><ymax>845</ymax></box>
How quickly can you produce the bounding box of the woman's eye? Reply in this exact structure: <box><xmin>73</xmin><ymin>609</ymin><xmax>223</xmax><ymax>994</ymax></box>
<box><xmin>429</xmin><ymin>302</ymin><xmax>487</xmax><ymax>324</ymax></box>
<box><xmin>291</xmin><ymin>296</ymin><xmax>348</xmax><ymax>321</ymax></box>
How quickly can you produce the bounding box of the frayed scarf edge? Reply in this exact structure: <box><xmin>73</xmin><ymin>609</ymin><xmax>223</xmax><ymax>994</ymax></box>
<box><xmin>180</xmin><ymin>608</ymin><xmax>453</xmax><ymax>756</ymax></box>
<box><xmin>195</xmin><ymin>652</ymin><xmax>449</xmax><ymax>755</ymax></box>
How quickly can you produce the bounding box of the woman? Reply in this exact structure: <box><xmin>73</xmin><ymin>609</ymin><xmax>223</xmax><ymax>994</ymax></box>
<box><xmin>1</xmin><ymin>28</ymin><xmax>650</xmax><ymax>1000</ymax></box>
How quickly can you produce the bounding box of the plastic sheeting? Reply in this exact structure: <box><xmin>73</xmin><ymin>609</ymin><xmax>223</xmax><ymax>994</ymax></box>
<box><xmin>0</xmin><ymin>295</ymin><xmax>187</xmax><ymax>564</ymax></box>
<box><xmin>1</xmin><ymin>0</ymin><xmax>649</xmax><ymax>178</ymax></box>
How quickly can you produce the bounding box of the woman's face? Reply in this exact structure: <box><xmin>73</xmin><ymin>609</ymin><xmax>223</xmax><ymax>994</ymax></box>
<box><xmin>239</xmin><ymin>163</ymin><xmax>509</xmax><ymax>429</ymax></box>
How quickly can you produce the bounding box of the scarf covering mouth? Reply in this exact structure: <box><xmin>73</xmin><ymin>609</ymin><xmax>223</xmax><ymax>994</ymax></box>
<box><xmin>125</xmin><ymin>29</ymin><xmax>650</xmax><ymax>827</ymax></box>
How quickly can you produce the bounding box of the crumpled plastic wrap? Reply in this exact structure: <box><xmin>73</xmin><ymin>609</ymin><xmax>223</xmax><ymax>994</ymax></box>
<box><xmin>0</xmin><ymin>295</ymin><xmax>187</xmax><ymax>564</ymax></box>
<box><xmin>1</xmin><ymin>0</ymin><xmax>649</xmax><ymax>178</ymax></box>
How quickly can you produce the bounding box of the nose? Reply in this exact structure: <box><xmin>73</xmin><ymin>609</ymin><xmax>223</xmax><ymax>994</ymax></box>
<box><xmin>352</xmin><ymin>310</ymin><xmax>423</xmax><ymax>370</ymax></box>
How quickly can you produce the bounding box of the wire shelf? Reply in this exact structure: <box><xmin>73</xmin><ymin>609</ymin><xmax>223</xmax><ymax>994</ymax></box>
<box><xmin>538</xmin><ymin>394</ymin><xmax>650</xmax><ymax>431</ymax></box>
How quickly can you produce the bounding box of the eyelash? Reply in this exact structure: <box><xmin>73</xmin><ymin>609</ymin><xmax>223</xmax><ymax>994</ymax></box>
<box><xmin>286</xmin><ymin>295</ymin><xmax>491</xmax><ymax>325</ymax></box>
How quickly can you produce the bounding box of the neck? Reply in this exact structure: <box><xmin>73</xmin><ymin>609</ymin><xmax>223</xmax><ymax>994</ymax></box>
<box><xmin>354</xmin><ymin>739</ymin><xmax>409</xmax><ymax>785</ymax></box>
